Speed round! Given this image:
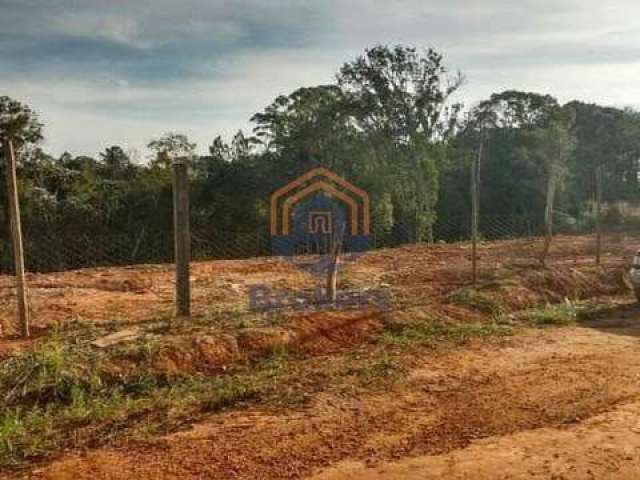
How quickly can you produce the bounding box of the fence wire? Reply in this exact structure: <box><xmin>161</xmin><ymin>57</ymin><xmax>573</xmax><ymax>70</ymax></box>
<box><xmin>0</xmin><ymin>165</ymin><xmax>636</xmax><ymax>280</ymax></box>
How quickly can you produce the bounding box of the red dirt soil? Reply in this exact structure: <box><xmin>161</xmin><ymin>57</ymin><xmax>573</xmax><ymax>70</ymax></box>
<box><xmin>19</xmin><ymin>315</ymin><xmax>640</xmax><ymax>480</ymax></box>
<box><xmin>1</xmin><ymin>233</ymin><xmax>640</xmax><ymax>479</ymax></box>
<box><xmin>0</xmin><ymin>234</ymin><xmax>630</xmax><ymax>337</ymax></box>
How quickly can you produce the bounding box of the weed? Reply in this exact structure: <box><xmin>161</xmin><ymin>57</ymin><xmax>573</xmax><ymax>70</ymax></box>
<box><xmin>0</xmin><ymin>340</ymin><xmax>283</xmax><ymax>467</ymax></box>
<box><xmin>520</xmin><ymin>302</ymin><xmax>578</xmax><ymax>326</ymax></box>
<box><xmin>518</xmin><ymin>300</ymin><xmax>610</xmax><ymax>327</ymax></box>
<box><xmin>380</xmin><ymin>321</ymin><xmax>512</xmax><ymax>348</ymax></box>
<box><xmin>448</xmin><ymin>288</ymin><xmax>505</xmax><ymax>316</ymax></box>
<box><xmin>0</xmin><ymin>341</ymin><xmax>103</xmax><ymax>407</ymax></box>
<box><xmin>345</xmin><ymin>356</ymin><xmax>405</xmax><ymax>383</ymax></box>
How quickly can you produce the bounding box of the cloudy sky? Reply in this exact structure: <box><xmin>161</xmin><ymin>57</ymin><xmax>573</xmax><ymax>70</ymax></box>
<box><xmin>1</xmin><ymin>0</ymin><xmax>639</xmax><ymax>158</ymax></box>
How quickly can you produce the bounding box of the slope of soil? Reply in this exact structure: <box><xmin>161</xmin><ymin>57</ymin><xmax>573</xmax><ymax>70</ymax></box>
<box><xmin>0</xmin><ymin>234</ymin><xmax>629</xmax><ymax>338</ymax></box>
<box><xmin>17</xmin><ymin>310</ymin><xmax>640</xmax><ymax>480</ymax></box>
<box><xmin>0</xmin><ymin>233</ymin><xmax>638</xmax><ymax>479</ymax></box>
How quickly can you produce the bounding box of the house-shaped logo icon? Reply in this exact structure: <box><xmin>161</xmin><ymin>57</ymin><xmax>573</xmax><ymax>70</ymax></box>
<box><xmin>270</xmin><ymin>168</ymin><xmax>371</xmax><ymax>267</ymax></box>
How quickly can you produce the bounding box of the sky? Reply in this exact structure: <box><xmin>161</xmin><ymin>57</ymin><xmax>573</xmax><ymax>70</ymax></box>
<box><xmin>1</xmin><ymin>0</ymin><xmax>639</xmax><ymax>159</ymax></box>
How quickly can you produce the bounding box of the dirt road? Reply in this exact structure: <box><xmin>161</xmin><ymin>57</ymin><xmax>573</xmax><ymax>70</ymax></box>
<box><xmin>26</xmin><ymin>305</ymin><xmax>640</xmax><ymax>480</ymax></box>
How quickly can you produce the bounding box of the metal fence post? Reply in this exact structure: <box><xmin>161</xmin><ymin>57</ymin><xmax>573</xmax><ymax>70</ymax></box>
<box><xmin>173</xmin><ymin>158</ymin><xmax>191</xmax><ymax>318</ymax></box>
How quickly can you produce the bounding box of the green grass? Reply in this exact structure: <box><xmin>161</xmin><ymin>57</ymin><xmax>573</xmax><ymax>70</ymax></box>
<box><xmin>0</xmin><ymin>340</ymin><xmax>286</xmax><ymax>467</ymax></box>
<box><xmin>512</xmin><ymin>301</ymin><xmax>608</xmax><ymax>327</ymax></box>
<box><xmin>448</xmin><ymin>288</ymin><xmax>505</xmax><ymax>317</ymax></box>
<box><xmin>344</xmin><ymin>356</ymin><xmax>405</xmax><ymax>384</ymax></box>
<box><xmin>380</xmin><ymin>321</ymin><xmax>513</xmax><ymax>348</ymax></box>
<box><xmin>521</xmin><ymin>303</ymin><xmax>578</xmax><ymax>326</ymax></box>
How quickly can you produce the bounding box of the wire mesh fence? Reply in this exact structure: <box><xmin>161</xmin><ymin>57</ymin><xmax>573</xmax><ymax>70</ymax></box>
<box><xmin>0</xmin><ymin>161</ymin><xmax>638</xmax><ymax>335</ymax></box>
<box><xmin>0</xmin><ymin>207</ymin><xmax>619</xmax><ymax>275</ymax></box>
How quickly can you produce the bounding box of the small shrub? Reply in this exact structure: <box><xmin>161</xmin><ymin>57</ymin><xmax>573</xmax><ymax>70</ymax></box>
<box><xmin>448</xmin><ymin>288</ymin><xmax>505</xmax><ymax>316</ymax></box>
<box><xmin>0</xmin><ymin>341</ymin><xmax>103</xmax><ymax>407</ymax></box>
<box><xmin>520</xmin><ymin>302</ymin><xmax>578</xmax><ymax>326</ymax></box>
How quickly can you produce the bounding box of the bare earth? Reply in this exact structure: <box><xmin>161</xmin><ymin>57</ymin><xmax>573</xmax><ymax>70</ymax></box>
<box><xmin>22</xmin><ymin>313</ymin><xmax>640</xmax><ymax>479</ymax></box>
<box><xmin>1</xmin><ymin>234</ymin><xmax>640</xmax><ymax>478</ymax></box>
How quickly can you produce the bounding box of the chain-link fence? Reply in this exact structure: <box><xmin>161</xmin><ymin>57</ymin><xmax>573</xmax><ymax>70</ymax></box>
<box><xmin>0</xmin><ymin>161</ymin><xmax>637</xmax><ymax>338</ymax></box>
<box><xmin>0</xmin><ymin>211</ymin><xmax>587</xmax><ymax>274</ymax></box>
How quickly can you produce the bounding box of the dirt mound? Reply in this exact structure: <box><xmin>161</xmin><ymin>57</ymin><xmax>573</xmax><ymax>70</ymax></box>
<box><xmin>0</xmin><ymin>233</ymin><xmax>631</xmax><ymax>334</ymax></box>
<box><xmin>27</xmin><ymin>318</ymin><xmax>640</xmax><ymax>480</ymax></box>
<box><xmin>148</xmin><ymin>335</ymin><xmax>240</xmax><ymax>375</ymax></box>
<box><xmin>291</xmin><ymin>310</ymin><xmax>385</xmax><ymax>354</ymax></box>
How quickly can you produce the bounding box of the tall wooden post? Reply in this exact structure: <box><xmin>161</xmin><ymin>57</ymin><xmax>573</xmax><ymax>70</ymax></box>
<box><xmin>327</xmin><ymin>223</ymin><xmax>345</xmax><ymax>302</ymax></box>
<box><xmin>172</xmin><ymin>158</ymin><xmax>191</xmax><ymax>318</ymax></box>
<box><xmin>595</xmin><ymin>165</ymin><xmax>603</xmax><ymax>265</ymax></box>
<box><xmin>2</xmin><ymin>138</ymin><xmax>30</xmax><ymax>337</ymax></box>
<box><xmin>541</xmin><ymin>167</ymin><xmax>557</xmax><ymax>267</ymax></box>
<box><xmin>471</xmin><ymin>141</ymin><xmax>482</xmax><ymax>286</ymax></box>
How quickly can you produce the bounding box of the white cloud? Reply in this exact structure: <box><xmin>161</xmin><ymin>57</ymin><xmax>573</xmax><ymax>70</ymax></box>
<box><xmin>1</xmin><ymin>0</ymin><xmax>640</xmax><ymax>156</ymax></box>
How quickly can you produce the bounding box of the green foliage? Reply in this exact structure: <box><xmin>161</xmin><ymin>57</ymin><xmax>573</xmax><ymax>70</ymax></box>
<box><xmin>448</xmin><ymin>288</ymin><xmax>505</xmax><ymax>316</ymax></box>
<box><xmin>147</xmin><ymin>132</ymin><xmax>197</xmax><ymax>168</ymax></box>
<box><xmin>520</xmin><ymin>302</ymin><xmax>579</xmax><ymax>326</ymax></box>
<box><xmin>380</xmin><ymin>321</ymin><xmax>512</xmax><ymax>348</ymax></box>
<box><xmin>0</xmin><ymin>96</ymin><xmax>43</xmax><ymax>147</ymax></box>
<box><xmin>519</xmin><ymin>301</ymin><xmax>608</xmax><ymax>327</ymax></box>
<box><xmin>0</xmin><ymin>342</ymin><xmax>102</xmax><ymax>407</ymax></box>
<box><xmin>2</xmin><ymin>45</ymin><xmax>640</xmax><ymax>272</ymax></box>
<box><xmin>0</xmin><ymin>340</ymin><xmax>274</xmax><ymax>466</ymax></box>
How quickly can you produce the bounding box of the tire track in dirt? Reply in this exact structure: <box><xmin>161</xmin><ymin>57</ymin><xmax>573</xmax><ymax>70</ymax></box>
<box><xmin>311</xmin><ymin>401</ymin><xmax>640</xmax><ymax>479</ymax></box>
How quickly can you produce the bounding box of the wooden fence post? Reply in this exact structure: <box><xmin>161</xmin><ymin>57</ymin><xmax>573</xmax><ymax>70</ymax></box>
<box><xmin>327</xmin><ymin>223</ymin><xmax>345</xmax><ymax>302</ymax></box>
<box><xmin>541</xmin><ymin>167</ymin><xmax>558</xmax><ymax>267</ymax></box>
<box><xmin>172</xmin><ymin>158</ymin><xmax>191</xmax><ymax>318</ymax></box>
<box><xmin>471</xmin><ymin>141</ymin><xmax>482</xmax><ymax>286</ymax></box>
<box><xmin>2</xmin><ymin>137</ymin><xmax>30</xmax><ymax>337</ymax></box>
<box><xmin>595</xmin><ymin>165</ymin><xmax>603</xmax><ymax>265</ymax></box>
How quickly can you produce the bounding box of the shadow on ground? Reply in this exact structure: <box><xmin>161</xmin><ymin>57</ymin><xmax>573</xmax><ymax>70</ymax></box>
<box><xmin>579</xmin><ymin>300</ymin><xmax>640</xmax><ymax>338</ymax></box>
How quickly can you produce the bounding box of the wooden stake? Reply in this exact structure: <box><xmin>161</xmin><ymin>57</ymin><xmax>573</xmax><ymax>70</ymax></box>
<box><xmin>541</xmin><ymin>168</ymin><xmax>557</xmax><ymax>267</ymax></box>
<box><xmin>327</xmin><ymin>223</ymin><xmax>345</xmax><ymax>302</ymax></box>
<box><xmin>595</xmin><ymin>165</ymin><xmax>603</xmax><ymax>265</ymax></box>
<box><xmin>172</xmin><ymin>158</ymin><xmax>191</xmax><ymax>318</ymax></box>
<box><xmin>2</xmin><ymin>137</ymin><xmax>30</xmax><ymax>337</ymax></box>
<box><xmin>471</xmin><ymin>141</ymin><xmax>482</xmax><ymax>286</ymax></box>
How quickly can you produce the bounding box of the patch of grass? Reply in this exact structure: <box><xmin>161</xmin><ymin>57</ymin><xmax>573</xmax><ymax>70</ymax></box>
<box><xmin>109</xmin><ymin>338</ymin><xmax>158</xmax><ymax>364</ymax></box>
<box><xmin>345</xmin><ymin>356</ymin><xmax>405</xmax><ymax>384</ymax></box>
<box><xmin>519</xmin><ymin>302</ymin><xmax>579</xmax><ymax>327</ymax></box>
<box><xmin>518</xmin><ymin>301</ymin><xmax>609</xmax><ymax>327</ymax></box>
<box><xmin>448</xmin><ymin>288</ymin><xmax>505</xmax><ymax>316</ymax></box>
<box><xmin>380</xmin><ymin>321</ymin><xmax>512</xmax><ymax>348</ymax></box>
<box><xmin>0</xmin><ymin>340</ymin><xmax>289</xmax><ymax>468</ymax></box>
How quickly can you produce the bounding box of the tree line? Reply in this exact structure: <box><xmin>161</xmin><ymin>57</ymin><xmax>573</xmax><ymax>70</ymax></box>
<box><xmin>1</xmin><ymin>44</ymin><xmax>640</xmax><ymax>271</ymax></box>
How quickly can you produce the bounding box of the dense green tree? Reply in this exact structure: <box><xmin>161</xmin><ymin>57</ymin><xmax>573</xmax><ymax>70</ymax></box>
<box><xmin>337</xmin><ymin>45</ymin><xmax>463</xmax><ymax>240</ymax></box>
<box><xmin>2</xmin><ymin>47</ymin><xmax>640</xmax><ymax>272</ymax></box>
<box><xmin>148</xmin><ymin>132</ymin><xmax>196</xmax><ymax>168</ymax></box>
<box><xmin>566</xmin><ymin>101</ymin><xmax>640</xmax><ymax>210</ymax></box>
<box><xmin>0</xmin><ymin>96</ymin><xmax>43</xmax><ymax>149</ymax></box>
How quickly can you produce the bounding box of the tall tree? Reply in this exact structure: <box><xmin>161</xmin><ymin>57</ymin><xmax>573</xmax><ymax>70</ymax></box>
<box><xmin>0</xmin><ymin>96</ymin><xmax>43</xmax><ymax>149</ymax></box>
<box><xmin>531</xmin><ymin>121</ymin><xmax>575</xmax><ymax>265</ymax></box>
<box><xmin>337</xmin><ymin>45</ymin><xmax>463</xmax><ymax>241</ymax></box>
<box><xmin>148</xmin><ymin>132</ymin><xmax>196</xmax><ymax>168</ymax></box>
